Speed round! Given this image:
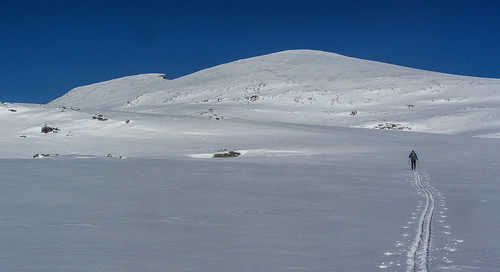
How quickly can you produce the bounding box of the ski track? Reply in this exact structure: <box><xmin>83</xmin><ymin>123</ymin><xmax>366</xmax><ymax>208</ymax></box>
<box><xmin>406</xmin><ymin>171</ymin><xmax>436</xmax><ymax>272</ymax></box>
<box><xmin>379</xmin><ymin>170</ymin><xmax>454</xmax><ymax>272</ymax></box>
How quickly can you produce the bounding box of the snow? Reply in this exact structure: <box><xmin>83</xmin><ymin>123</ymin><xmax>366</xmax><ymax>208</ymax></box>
<box><xmin>1</xmin><ymin>50</ymin><xmax>500</xmax><ymax>271</ymax></box>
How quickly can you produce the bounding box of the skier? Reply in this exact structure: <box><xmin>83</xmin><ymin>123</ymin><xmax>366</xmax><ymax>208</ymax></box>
<box><xmin>409</xmin><ymin>150</ymin><xmax>418</xmax><ymax>170</ymax></box>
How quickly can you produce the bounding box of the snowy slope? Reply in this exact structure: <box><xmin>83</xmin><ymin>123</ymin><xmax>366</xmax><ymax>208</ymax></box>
<box><xmin>1</xmin><ymin>50</ymin><xmax>500</xmax><ymax>271</ymax></box>
<box><xmin>48</xmin><ymin>50</ymin><xmax>500</xmax><ymax>136</ymax></box>
<box><xmin>1</xmin><ymin>112</ymin><xmax>499</xmax><ymax>271</ymax></box>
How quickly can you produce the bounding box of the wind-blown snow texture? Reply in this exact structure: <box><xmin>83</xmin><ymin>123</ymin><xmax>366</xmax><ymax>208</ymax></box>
<box><xmin>1</xmin><ymin>50</ymin><xmax>499</xmax><ymax>271</ymax></box>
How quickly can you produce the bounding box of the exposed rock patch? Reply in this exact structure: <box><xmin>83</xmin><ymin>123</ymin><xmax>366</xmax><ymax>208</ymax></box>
<box><xmin>41</xmin><ymin>124</ymin><xmax>60</xmax><ymax>133</ymax></box>
<box><xmin>213</xmin><ymin>150</ymin><xmax>241</xmax><ymax>158</ymax></box>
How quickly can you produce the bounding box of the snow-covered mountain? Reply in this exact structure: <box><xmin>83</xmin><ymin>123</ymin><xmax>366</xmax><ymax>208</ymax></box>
<box><xmin>1</xmin><ymin>50</ymin><xmax>500</xmax><ymax>272</ymax></box>
<box><xmin>48</xmin><ymin>49</ymin><xmax>500</xmax><ymax>136</ymax></box>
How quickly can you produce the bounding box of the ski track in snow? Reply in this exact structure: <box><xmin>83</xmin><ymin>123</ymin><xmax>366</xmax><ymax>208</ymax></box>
<box><xmin>379</xmin><ymin>170</ymin><xmax>458</xmax><ymax>272</ymax></box>
<box><xmin>406</xmin><ymin>171</ymin><xmax>435</xmax><ymax>272</ymax></box>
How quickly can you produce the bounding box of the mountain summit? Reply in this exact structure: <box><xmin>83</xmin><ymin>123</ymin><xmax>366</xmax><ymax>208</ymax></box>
<box><xmin>49</xmin><ymin>50</ymin><xmax>500</xmax><ymax>136</ymax></box>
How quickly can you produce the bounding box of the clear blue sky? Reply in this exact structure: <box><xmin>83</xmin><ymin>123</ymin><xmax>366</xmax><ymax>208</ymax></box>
<box><xmin>2</xmin><ymin>0</ymin><xmax>500</xmax><ymax>104</ymax></box>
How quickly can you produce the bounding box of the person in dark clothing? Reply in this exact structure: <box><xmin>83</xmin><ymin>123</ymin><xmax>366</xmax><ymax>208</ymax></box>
<box><xmin>409</xmin><ymin>150</ymin><xmax>418</xmax><ymax>170</ymax></box>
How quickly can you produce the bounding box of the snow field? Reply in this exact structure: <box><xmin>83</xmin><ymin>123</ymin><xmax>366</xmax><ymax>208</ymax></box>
<box><xmin>2</xmin><ymin>120</ymin><xmax>499</xmax><ymax>271</ymax></box>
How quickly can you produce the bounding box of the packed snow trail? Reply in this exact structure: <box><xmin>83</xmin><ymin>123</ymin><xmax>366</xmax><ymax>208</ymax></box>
<box><xmin>407</xmin><ymin>170</ymin><xmax>436</xmax><ymax>272</ymax></box>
